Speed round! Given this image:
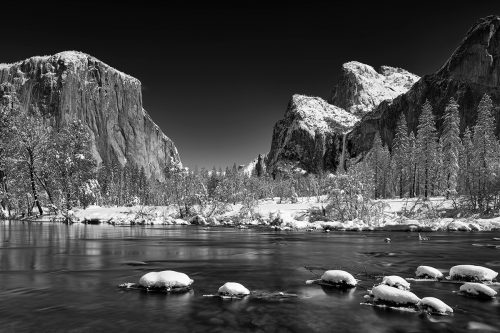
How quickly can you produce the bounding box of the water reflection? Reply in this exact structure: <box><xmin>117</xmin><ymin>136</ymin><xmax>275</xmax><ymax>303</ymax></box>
<box><xmin>0</xmin><ymin>222</ymin><xmax>499</xmax><ymax>332</ymax></box>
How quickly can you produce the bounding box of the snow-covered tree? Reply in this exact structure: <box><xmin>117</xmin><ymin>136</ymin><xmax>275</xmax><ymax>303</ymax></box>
<box><xmin>49</xmin><ymin>120</ymin><xmax>96</xmax><ymax>211</ymax></box>
<box><xmin>11</xmin><ymin>107</ymin><xmax>51</xmax><ymax>215</ymax></box>
<box><xmin>441</xmin><ymin>98</ymin><xmax>461</xmax><ymax>198</ymax></box>
<box><xmin>367</xmin><ymin>134</ymin><xmax>390</xmax><ymax>198</ymax></box>
<box><xmin>392</xmin><ymin>112</ymin><xmax>410</xmax><ymax>198</ymax></box>
<box><xmin>416</xmin><ymin>100</ymin><xmax>438</xmax><ymax>199</ymax></box>
<box><xmin>407</xmin><ymin>131</ymin><xmax>417</xmax><ymax>197</ymax></box>
<box><xmin>458</xmin><ymin>127</ymin><xmax>474</xmax><ymax>196</ymax></box>
<box><xmin>471</xmin><ymin>94</ymin><xmax>500</xmax><ymax>211</ymax></box>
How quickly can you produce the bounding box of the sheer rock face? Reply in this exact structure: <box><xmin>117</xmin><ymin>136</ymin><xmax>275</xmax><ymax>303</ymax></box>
<box><xmin>329</xmin><ymin>61</ymin><xmax>420</xmax><ymax>117</ymax></box>
<box><xmin>347</xmin><ymin>15</ymin><xmax>500</xmax><ymax>158</ymax></box>
<box><xmin>266</xmin><ymin>94</ymin><xmax>358</xmax><ymax>174</ymax></box>
<box><xmin>0</xmin><ymin>51</ymin><xmax>181</xmax><ymax>180</ymax></box>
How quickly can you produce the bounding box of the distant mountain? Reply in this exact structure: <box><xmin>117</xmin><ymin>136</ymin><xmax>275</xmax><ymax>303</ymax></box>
<box><xmin>329</xmin><ymin>61</ymin><xmax>419</xmax><ymax>117</ymax></box>
<box><xmin>267</xmin><ymin>94</ymin><xmax>359</xmax><ymax>174</ymax></box>
<box><xmin>347</xmin><ymin>15</ymin><xmax>500</xmax><ymax>158</ymax></box>
<box><xmin>0</xmin><ymin>51</ymin><xmax>181</xmax><ymax>180</ymax></box>
<box><xmin>266</xmin><ymin>62</ymin><xmax>418</xmax><ymax>175</ymax></box>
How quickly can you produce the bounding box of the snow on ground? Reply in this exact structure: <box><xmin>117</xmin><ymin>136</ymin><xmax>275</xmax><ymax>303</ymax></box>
<box><xmin>21</xmin><ymin>195</ymin><xmax>500</xmax><ymax>232</ymax></box>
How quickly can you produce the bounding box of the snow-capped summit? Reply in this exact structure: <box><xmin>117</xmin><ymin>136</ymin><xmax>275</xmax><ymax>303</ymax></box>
<box><xmin>330</xmin><ymin>61</ymin><xmax>420</xmax><ymax>117</ymax></box>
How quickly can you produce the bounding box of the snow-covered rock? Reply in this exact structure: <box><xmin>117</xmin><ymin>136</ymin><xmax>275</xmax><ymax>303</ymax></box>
<box><xmin>218</xmin><ymin>282</ymin><xmax>250</xmax><ymax>296</ymax></box>
<box><xmin>381</xmin><ymin>276</ymin><xmax>411</xmax><ymax>290</ymax></box>
<box><xmin>447</xmin><ymin>221</ymin><xmax>472</xmax><ymax>231</ymax></box>
<box><xmin>449</xmin><ymin>265</ymin><xmax>498</xmax><ymax>282</ymax></box>
<box><xmin>320</xmin><ymin>270</ymin><xmax>357</xmax><ymax>287</ymax></box>
<box><xmin>206</xmin><ymin>216</ymin><xmax>220</xmax><ymax>225</ymax></box>
<box><xmin>459</xmin><ymin>282</ymin><xmax>497</xmax><ymax>298</ymax></box>
<box><xmin>371</xmin><ymin>285</ymin><xmax>421</xmax><ymax>306</ymax></box>
<box><xmin>415</xmin><ymin>266</ymin><xmax>444</xmax><ymax>279</ymax></box>
<box><xmin>330</xmin><ymin>61</ymin><xmax>420</xmax><ymax>117</ymax></box>
<box><xmin>189</xmin><ymin>215</ymin><xmax>207</xmax><ymax>225</ymax></box>
<box><xmin>138</xmin><ymin>270</ymin><xmax>193</xmax><ymax>289</ymax></box>
<box><xmin>174</xmin><ymin>218</ymin><xmax>189</xmax><ymax>225</ymax></box>
<box><xmin>418</xmin><ymin>297</ymin><xmax>453</xmax><ymax>315</ymax></box>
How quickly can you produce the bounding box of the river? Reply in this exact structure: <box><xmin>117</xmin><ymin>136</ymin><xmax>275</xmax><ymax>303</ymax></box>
<box><xmin>0</xmin><ymin>222</ymin><xmax>499</xmax><ymax>332</ymax></box>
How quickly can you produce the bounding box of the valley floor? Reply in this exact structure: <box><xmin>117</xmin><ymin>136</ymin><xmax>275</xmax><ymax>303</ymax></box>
<box><xmin>17</xmin><ymin>196</ymin><xmax>500</xmax><ymax>232</ymax></box>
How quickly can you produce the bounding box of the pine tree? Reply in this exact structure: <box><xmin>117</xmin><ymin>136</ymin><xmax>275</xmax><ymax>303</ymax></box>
<box><xmin>441</xmin><ymin>98</ymin><xmax>461</xmax><ymax>198</ymax></box>
<box><xmin>367</xmin><ymin>134</ymin><xmax>390</xmax><ymax>198</ymax></box>
<box><xmin>471</xmin><ymin>94</ymin><xmax>499</xmax><ymax>211</ymax></box>
<box><xmin>408</xmin><ymin>131</ymin><xmax>417</xmax><ymax>197</ymax></box>
<box><xmin>392</xmin><ymin>112</ymin><xmax>410</xmax><ymax>198</ymax></box>
<box><xmin>416</xmin><ymin>100</ymin><xmax>438</xmax><ymax>200</ymax></box>
<box><xmin>458</xmin><ymin>127</ymin><xmax>473</xmax><ymax>196</ymax></box>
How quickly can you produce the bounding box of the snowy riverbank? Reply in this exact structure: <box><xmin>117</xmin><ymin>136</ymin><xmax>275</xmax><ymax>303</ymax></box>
<box><xmin>12</xmin><ymin>196</ymin><xmax>500</xmax><ymax>232</ymax></box>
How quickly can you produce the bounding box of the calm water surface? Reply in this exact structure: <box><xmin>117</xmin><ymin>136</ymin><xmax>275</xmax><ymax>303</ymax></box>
<box><xmin>0</xmin><ymin>222</ymin><xmax>499</xmax><ymax>333</ymax></box>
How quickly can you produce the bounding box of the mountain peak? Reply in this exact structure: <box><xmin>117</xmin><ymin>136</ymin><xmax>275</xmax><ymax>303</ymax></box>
<box><xmin>438</xmin><ymin>15</ymin><xmax>500</xmax><ymax>87</ymax></box>
<box><xmin>1</xmin><ymin>51</ymin><xmax>140</xmax><ymax>85</ymax></box>
<box><xmin>330</xmin><ymin>61</ymin><xmax>419</xmax><ymax>116</ymax></box>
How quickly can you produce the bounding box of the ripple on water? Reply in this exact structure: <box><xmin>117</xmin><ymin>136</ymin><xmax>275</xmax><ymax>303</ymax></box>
<box><xmin>361</xmin><ymin>251</ymin><xmax>407</xmax><ymax>258</ymax></box>
<box><xmin>485</xmin><ymin>261</ymin><xmax>500</xmax><ymax>267</ymax></box>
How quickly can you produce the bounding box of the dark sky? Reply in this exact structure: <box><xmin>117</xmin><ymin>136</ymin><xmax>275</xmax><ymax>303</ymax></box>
<box><xmin>2</xmin><ymin>1</ymin><xmax>500</xmax><ymax>169</ymax></box>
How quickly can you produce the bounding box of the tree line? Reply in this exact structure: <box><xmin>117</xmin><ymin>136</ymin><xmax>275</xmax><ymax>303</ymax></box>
<box><xmin>365</xmin><ymin>94</ymin><xmax>500</xmax><ymax>213</ymax></box>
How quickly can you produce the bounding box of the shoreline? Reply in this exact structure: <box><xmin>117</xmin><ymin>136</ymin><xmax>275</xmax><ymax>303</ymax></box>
<box><xmin>3</xmin><ymin>197</ymin><xmax>500</xmax><ymax>233</ymax></box>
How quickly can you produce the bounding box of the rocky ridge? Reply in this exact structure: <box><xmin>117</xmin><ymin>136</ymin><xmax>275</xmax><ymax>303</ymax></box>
<box><xmin>347</xmin><ymin>15</ymin><xmax>500</xmax><ymax>157</ymax></box>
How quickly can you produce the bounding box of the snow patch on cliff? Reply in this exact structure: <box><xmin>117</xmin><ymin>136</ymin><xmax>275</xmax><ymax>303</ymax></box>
<box><xmin>289</xmin><ymin>94</ymin><xmax>359</xmax><ymax>135</ymax></box>
<box><xmin>332</xmin><ymin>61</ymin><xmax>420</xmax><ymax>116</ymax></box>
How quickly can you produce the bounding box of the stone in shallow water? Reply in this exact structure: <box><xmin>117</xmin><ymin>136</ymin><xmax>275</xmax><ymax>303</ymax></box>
<box><xmin>459</xmin><ymin>282</ymin><xmax>497</xmax><ymax>298</ymax></box>
<box><xmin>218</xmin><ymin>282</ymin><xmax>250</xmax><ymax>296</ymax></box>
<box><xmin>381</xmin><ymin>275</ymin><xmax>410</xmax><ymax>290</ymax></box>
<box><xmin>319</xmin><ymin>270</ymin><xmax>357</xmax><ymax>287</ymax></box>
<box><xmin>371</xmin><ymin>285</ymin><xmax>420</xmax><ymax>306</ymax></box>
<box><xmin>418</xmin><ymin>297</ymin><xmax>453</xmax><ymax>315</ymax></box>
<box><xmin>138</xmin><ymin>270</ymin><xmax>193</xmax><ymax>289</ymax></box>
<box><xmin>449</xmin><ymin>265</ymin><xmax>498</xmax><ymax>282</ymax></box>
<box><xmin>415</xmin><ymin>266</ymin><xmax>444</xmax><ymax>279</ymax></box>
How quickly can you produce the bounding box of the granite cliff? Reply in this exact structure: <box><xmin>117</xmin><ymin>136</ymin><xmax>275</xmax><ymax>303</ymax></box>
<box><xmin>266</xmin><ymin>94</ymin><xmax>360</xmax><ymax>174</ymax></box>
<box><xmin>0</xmin><ymin>51</ymin><xmax>180</xmax><ymax>180</ymax></box>
<box><xmin>347</xmin><ymin>15</ymin><xmax>500</xmax><ymax>157</ymax></box>
<box><xmin>266</xmin><ymin>62</ymin><xmax>419</xmax><ymax>175</ymax></box>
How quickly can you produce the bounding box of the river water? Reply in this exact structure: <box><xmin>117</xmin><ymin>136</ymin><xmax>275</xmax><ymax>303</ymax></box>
<box><xmin>0</xmin><ymin>222</ymin><xmax>499</xmax><ymax>333</ymax></box>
